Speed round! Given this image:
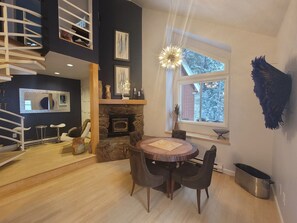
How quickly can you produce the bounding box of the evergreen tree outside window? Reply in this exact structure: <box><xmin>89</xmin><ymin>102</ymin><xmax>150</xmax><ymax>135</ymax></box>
<box><xmin>182</xmin><ymin>49</ymin><xmax>225</xmax><ymax>75</ymax></box>
<box><xmin>178</xmin><ymin>48</ymin><xmax>229</xmax><ymax>126</ymax></box>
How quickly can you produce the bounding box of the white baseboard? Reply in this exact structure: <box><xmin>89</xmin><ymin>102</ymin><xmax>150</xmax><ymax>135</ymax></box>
<box><xmin>222</xmin><ymin>168</ymin><xmax>235</xmax><ymax>176</ymax></box>
<box><xmin>272</xmin><ymin>186</ymin><xmax>284</xmax><ymax>223</ymax></box>
<box><xmin>25</xmin><ymin>137</ymin><xmax>57</xmax><ymax>146</ymax></box>
<box><xmin>189</xmin><ymin>158</ymin><xmax>224</xmax><ymax>173</ymax></box>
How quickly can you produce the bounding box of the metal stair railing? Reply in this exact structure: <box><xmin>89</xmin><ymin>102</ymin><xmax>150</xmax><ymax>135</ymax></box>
<box><xmin>0</xmin><ymin>2</ymin><xmax>44</xmax><ymax>79</ymax></box>
<box><xmin>0</xmin><ymin>109</ymin><xmax>25</xmax><ymax>151</ymax></box>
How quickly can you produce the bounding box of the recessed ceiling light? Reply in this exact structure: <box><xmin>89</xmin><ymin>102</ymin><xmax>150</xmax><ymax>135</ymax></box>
<box><xmin>54</xmin><ymin>72</ymin><xmax>60</xmax><ymax>75</ymax></box>
<box><xmin>67</xmin><ymin>63</ymin><xmax>73</xmax><ymax>67</ymax></box>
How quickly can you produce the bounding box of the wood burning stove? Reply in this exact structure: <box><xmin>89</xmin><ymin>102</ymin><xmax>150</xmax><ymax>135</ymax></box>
<box><xmin>108</xmin><ymin>114</ymin><xmax>135</xmax><ymax>137</ymax></box>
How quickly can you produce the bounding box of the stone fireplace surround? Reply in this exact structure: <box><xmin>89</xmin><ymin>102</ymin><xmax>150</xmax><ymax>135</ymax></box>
<box><xmin>97</xmin><ymin>101</ymin><xmax>145</xmax><ymax>162</ymax></box>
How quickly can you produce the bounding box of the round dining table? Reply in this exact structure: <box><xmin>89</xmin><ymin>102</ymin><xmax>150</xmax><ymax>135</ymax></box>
<box><xmin>136</xmin><ymin>137</ymin><xmax>199</xmax><ymax>162</ymax></box>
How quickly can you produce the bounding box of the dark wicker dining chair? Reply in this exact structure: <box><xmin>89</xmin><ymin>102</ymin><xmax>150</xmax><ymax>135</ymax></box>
<box><xmin>172</xmin><ymin>130</ymin><xmax>201</xmax><ymax>166</ymax></box>
<box><xmin>130</xmin><ymin>131</ymin><xmax>142</xmax><ymax>146</ymax></box>
<box><xmin>129</xmin><ymin>145</ymin><xmax>170</xmax><ymax>212</ymax></box>
<box><xmin>172</xmin><ymin>129</ymin><xmax>186</xmax><ymax>140</ymax></box>
<box><xmin>171</xmin><ymin>145</ymin><xmax>217</xmax><ymax>214</ymax></box>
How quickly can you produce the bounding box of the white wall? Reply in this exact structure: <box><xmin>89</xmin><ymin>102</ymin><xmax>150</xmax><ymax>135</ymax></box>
<box><xmin>81</xmin><ymin>77</ymin><xmax>90</xmax><ymax>124</ymax></box>
<box><xmin>142</xmin><ymin>8</ymin><xmax>277</xmax><ymax>174</ymax></box>
<box><xmin>274</xmin><ymin>0</ymin><xmax>297</xmax><ymax>222</ymax></box>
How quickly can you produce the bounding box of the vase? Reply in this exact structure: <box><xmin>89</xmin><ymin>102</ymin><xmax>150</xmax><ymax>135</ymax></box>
<box><xmin>105</xmin><ymin>85</ymin><xmax>111</xmax><ymax>99</ymax></box>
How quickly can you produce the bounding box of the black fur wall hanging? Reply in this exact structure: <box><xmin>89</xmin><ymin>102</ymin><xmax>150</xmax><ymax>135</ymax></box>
<box><xmin>251</xmin><ymin>56</ymin><xmax>292</xmax><ymax>129</ymax></box>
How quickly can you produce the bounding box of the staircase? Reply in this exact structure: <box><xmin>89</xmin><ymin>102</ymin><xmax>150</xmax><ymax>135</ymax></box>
<box><xmin>0</xmin><ymin>108</ymin><xmax>26</xmax><ymax>151</ymax></box>
<box><xmin>0</xmin><ymin>2</ymin><xmax>45</xmax><ymax>82</ymax></box>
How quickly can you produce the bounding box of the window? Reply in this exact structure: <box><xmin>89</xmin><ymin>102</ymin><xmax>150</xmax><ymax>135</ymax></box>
<box><xmin>24</xmin><ymin>100</ymin><xmax>32</xmax><ymax>111</ymax></box>
<box><xmin>182</xmin><ymin>49</ymin><xmax>225</xmax><ymax>75</ymax></box>
<box><xmin>177</xmin><ymin>48</ymin><xmax>229</xmax><ymax>127</ymax></box>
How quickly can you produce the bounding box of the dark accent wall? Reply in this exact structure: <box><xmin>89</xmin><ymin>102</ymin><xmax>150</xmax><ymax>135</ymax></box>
<box><xmin>0</xmin><ymin>75</ymin><xmax>81</xmax><ymax>144</ymax></box>
<box><xmin>98</xmin><ymin>0</ymin><xmax>142</xmax><ymax>99</ymax></box>
<box><xmin>41</xmin><ymin>0</ymin><xmax>99</xmax><ymax>63</ymax></box>
<box><xmin>15</xmin><ymin>0</ymin><xmax>41</xmax><ymax>32</ymax></box>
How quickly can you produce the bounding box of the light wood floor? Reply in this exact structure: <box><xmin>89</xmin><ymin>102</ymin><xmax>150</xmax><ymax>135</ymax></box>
<box><xmin>0</xmin><ymin>141</ymin><xmax>95</xmax><ymax>187</ymax></box>
<box><xmin>0</xmin><ymin>159</ymin><xmax>281</xmax><ymax>223</ymax></box>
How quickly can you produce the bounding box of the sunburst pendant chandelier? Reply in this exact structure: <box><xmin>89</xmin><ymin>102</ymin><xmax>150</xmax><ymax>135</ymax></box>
<box><xmin>159</xmin><ymin>45</ymin><xmax>182</xmax><ymax>69</ymax></box>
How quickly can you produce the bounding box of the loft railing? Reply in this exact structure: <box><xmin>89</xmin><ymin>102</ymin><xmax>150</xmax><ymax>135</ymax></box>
<box><xmin>0</xmin><ymin>109</ymin><xmax>25</xmax><ymax>151</ymax></box>
<box><xmin>0</xmin><ymin>2</ymin><xmax>43</xmax><ymax>58</ymax></box>
<box><xmin>58</xmin><ymin>0</ymin><xmax>93</xmax><ymax>49</ymax></box>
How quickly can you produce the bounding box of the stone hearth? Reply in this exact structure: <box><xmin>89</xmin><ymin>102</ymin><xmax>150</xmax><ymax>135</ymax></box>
<box><xmin>97</xmin><ymin>103</ymin><xmax>144</xmax><ymax>162</ymax></box>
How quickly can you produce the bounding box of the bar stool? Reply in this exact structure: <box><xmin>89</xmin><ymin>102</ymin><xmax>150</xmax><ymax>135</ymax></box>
<box><xmin>50</xmin><ymin>123</ymin><xmax>66</xmax><ymax>143</ymax></box>
<box><xmin>35</xmin><ymin>125</ymin><xmax>47</xmax><ymax>144</ymax></box>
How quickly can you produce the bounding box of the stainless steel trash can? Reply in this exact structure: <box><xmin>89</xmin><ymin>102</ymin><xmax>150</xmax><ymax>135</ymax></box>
<box><xmin>234</xmin><ymin>163</ymin><xmax>273</xmax><ymax>199</ymax></box>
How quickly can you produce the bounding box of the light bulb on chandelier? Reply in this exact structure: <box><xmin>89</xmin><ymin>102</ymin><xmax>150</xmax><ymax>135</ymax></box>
<box><xmin>159</xmin><ymin>45</ymin><xmax>182</xmax><ymax>69</ymax></box>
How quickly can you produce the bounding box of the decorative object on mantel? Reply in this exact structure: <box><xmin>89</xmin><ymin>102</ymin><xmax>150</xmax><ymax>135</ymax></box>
<box><xmin>172</xmin><ymin>104</ymin><xmax>180</xmax><ymax>130</ymax></box>
<box><xmin>132</xmin><ymin>88</ymin><xmax>137</xmax><ymax>99</ymax></box>
<box><xmin>131</xmin><ymin>88</ymin><xmax>145</xmax><ymax>100</ymax></box>
<box><xmin>105</xmin><ymin>85</ymin><xmax>111</xmax><ymax>99</ymax></box>
<box><xmin>120</xmin><ymin>80</ymin><xmax>130</xmax><ymax>100</ymax></box>
<box><xmin>114</xmin><ymin>65</ymin><xmax>130</xmax><ymax>98</ymax></box>
<box><xmin>251</xmin><ymin>56</ymin><xmax>292</xmax><ymax>129</ymax></box>
<box><xmin>98</xmin><ymin>80</ymin><xmax>103</xmax><ymax>99</ymax></box>
<box><xmin>159</xmin><ymin>45</ymin><xmax>182</xmax><ymax>69</ymax></box>
<box><xmin>213</xmin><ymin>128</ymin><xmax>229</xmax><ymax>139</ymax></box>
<box><xmin>137</xmin><ymin>88</ymin><xmax>144</xmax><ymax>99</ymax></box>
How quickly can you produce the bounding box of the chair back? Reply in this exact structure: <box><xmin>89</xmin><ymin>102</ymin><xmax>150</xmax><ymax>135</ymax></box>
<box><xmin>130</xmin><ymin>131</ymin><xmax>142</xmax><ymax>146</ymax></box>
<box><xmin>172</xmin><ymin>130</ymin><xmax>186</xmax><ymax>140</ymax></box>
<box><xmin>81</xmin><ymin>119</ymin><xmax>90</xmax><ymax>134</ymax></box>
<box><xmin>81</xmin><ymin>122</ymin><xmax>91</xmax><ymax>138</ymax></box>
<box><xmin>198</xmin><ymin>145</ymin><xmax>217</xmax><ymax>188</ymax></box>
<box><xmin>129</xmin><ymin>145</ymin><xmax>162</xmax><ymax>187</ymax></box>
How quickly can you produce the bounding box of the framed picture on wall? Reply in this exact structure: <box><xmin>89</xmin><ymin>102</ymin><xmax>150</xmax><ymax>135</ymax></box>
<box><xmin>114</xmin><ymin>30</ymin><xmax>129</xmax><ymax>61</ymax></box>
<box><xmin>114</xmin><ymin>65</ymin><xmax>130</xmax><ymax>95</ymax></box>
<box><xmin>59</xmin><ymin>93</ymin><xmax>67</xmax><ymax>106</ymax></box>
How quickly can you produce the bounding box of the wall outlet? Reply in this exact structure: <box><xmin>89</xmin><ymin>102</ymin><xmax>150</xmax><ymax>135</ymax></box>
<box><xmin>12</xmin><ymin>133</ymin><xmax>17</xmax><ymax>138</ymax></box>
<box><xmin>282</xmin><ymin>192</ymin><xmax>286</xmax><ymax>206</ymax></box>
<box><xmin>279</xmin><ymin>184</ymin><xmax>282</xmax><ymax>195</ymax></box>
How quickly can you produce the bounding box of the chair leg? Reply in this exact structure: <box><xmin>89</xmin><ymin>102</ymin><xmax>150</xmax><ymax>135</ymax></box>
<box><xmin>166</xmin><ymin>179</ymin><xmax>170</xmax><ymax>198</ymax></box>
<box><xmin>57</xmin><ymin>128</ymin><xmax>60</xmax><ymax>142</ymax></box>
<box><xmin>205</xmin><ymin>187</ymin><xmax>209</xmax><ymax>198</ymax></box>
<box><xmin>196</xmin><ymin>189</ymin><xmax>201</xmax><ymax>214</ymax></box>
<box><xmin>147</xmin><ymin>187</ymin><xmax>150</xmax><ymax>213</ymax></box>
<box><xmin>130</xmin><ymin>181</ymin><xmax>135</xmax><ymax>196</ymax></box>
<box><xmin>170</xmin><ymin>178</ymin><xmax>175</xmax><ymax>200</ymax></box>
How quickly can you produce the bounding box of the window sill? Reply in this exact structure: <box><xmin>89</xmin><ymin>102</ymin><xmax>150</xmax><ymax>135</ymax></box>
<box><xmin>165</xmin><ymin>131</ymin><xmax>230</xmax><ymax>145</ymax></box>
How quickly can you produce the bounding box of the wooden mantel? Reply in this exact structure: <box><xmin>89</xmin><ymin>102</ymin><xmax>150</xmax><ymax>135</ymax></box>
<box><xmin>99</xmin><ymin>99</ymin><xmax>147</xmax><ymax>105</ymax></box>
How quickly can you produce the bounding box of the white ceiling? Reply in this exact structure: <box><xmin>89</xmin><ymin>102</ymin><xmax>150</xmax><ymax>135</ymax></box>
<box><xmin>131</xmin><ymin>0</ymin><xmax>290</xmax><ymax>36</ymax></box>
<box><xmin>37</xmin><ymin>51</ymin><xmax>90</xmax><ymax>80</ymax></box>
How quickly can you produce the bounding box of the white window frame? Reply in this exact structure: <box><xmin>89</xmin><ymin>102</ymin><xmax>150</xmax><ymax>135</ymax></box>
<box><xmin>174</xmin><ymin>46</ymin><xmax>230</xmax><ymax>129</ymax></box>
